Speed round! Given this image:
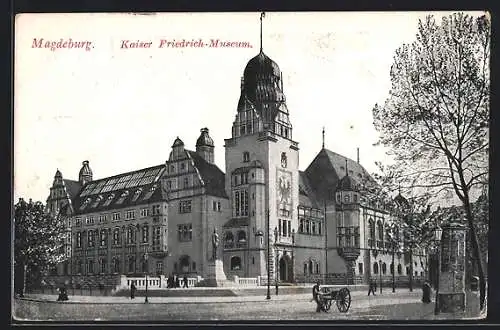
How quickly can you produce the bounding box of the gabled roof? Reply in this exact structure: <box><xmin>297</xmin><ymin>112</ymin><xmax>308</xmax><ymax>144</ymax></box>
<box><xmin>72</xmin><ymin>164</ymin><xmax>165</xmax><ymax>215</ymax></box>
<box><xmin>303</xmin><ymin>148</ymin><xmax>378</xmax><ymax>202</ymax></box>
<box><xmin>187</xmin><ymin>151</ymin><xmax>228</xmax><ymax>199</ymax></box>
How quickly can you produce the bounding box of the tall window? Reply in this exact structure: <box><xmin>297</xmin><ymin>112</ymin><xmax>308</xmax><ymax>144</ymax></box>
<box><xmin>183</xmin><ymin>177</ymin><xmax>189</xmax><ymax>188</ymax></box>
<box><xmin>88</xmin><ymin>259</ymin><xmax>94</xmax><ymax>274</ymax></box>
<box><xmin>377</xmin><ymin>221</ymin><xmax>384</xmax><ymax>241</ymax></box>
<box><xmin>152</xmin><ymin>227</ymin><xmax>161</xmax><ymax>248</ymax></box>
<box><xmin>156</xmin><ymin>261</ymin><xmax>163</xmax><ymax>275</ymax></box>
<box><xmin>243</xmin><ymin>152</ymin><xmax>250</xmax><ymax>162</ymax></box>
<box><xmin>76</xmin><ymin>232</ymin><xmax>82</xmax><ymax>248</ymax></box>
<box><xmin>142</xmin><ymin>226</ymin><xmax>149</xmax><ymax>243</ymax></box>
<box><xmin>100</xmin><ymin>230</ymin><xmax>108</xmax><ymax>247</ymax></box>
<box><xmin>234</xmin><ymin>191</ymin><xmax>248</xmax><ymax>216</ymax></box>
<box><xmin>127</xmin><ymin>227</ymin><xmax>134</xmax><ymax>244</ymax></box>
<box><xmin>113</xmin><ymin>228</ymin><xmax>120</xmax><ymax>245</ymax></box>
<box><xmin>88</xmin><ymin>230</ymin><xmax>95</xmax><ymax>247</ymax></box>
<box><xmin>369</xmin><ymin>219</ymin><xmax>375</xmax><ymax>242</ymax></box>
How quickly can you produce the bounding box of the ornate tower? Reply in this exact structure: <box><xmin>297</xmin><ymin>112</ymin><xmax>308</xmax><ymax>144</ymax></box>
<box><xmin>46</xmin><ymin>169</ymin><xmax>71</xmax><ymax>216</ymax></box>
<box><xmin>78</xmin><ymin>160</ymin><xmax>93</xmax><ymax>186</ymax></box>
<box><xmin>223</xmin><ymin>13</ymin><xmax>299</xmax><ymax>279</ymax></box>
<box><xmin>196</xmin><ymin>128</ymin><xmax>215</xmax><ymax>164</ymax></box>
<box><xmin>335</xmin><ymin>160</ymin><xmax>361</xmax><ymax>284</ymax></box>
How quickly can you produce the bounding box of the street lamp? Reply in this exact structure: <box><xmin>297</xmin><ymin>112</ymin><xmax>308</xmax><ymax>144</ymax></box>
<box><xmin>433</xmin><ymin>225</ymin><xmax>442</xmax><ymax>315</ymax></box>
<box><xmin>379</xmin><ymin>259</ymin><xmax>383</xmax><ymax>294</ymax></box>
<box><xmin>266</xmin><ymin>210</ymin><xmax>271</xmax><ymax>300</ymax></box>
<box><xmin>144</xmin><ymin>246</ymin><xmax>149</xmax><ymax>304</ymax></box>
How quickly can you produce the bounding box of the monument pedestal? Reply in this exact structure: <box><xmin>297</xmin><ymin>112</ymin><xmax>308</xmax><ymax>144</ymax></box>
<box><xmin>202</xmin><ymin>259</ymin><xmax>231</xmax><ymax>287</ymax></box>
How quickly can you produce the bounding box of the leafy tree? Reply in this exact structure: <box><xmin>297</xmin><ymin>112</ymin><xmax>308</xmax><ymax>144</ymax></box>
<box><xmin>14</xmin><ymin>198</ymin><xmax>67</xmax><ymax>296</ymax></box>
<box><xmin>372</xmin><ymin>12</ymin><xmax>489</xmax><ymax>310</ymax></box>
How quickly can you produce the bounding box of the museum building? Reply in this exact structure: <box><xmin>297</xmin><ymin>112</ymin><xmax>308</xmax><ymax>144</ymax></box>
<box><xmin>45</xmin><ymin>32</ymin><xmax>426</xmax><ymax>288</ymax></box>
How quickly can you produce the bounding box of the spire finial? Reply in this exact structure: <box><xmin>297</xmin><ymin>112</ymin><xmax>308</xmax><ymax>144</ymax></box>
<box><xmin>322</xmin><ymin>127</ymin><xmax>325</xmax><ymax>149</ymax></box>
<box><xmin>260</xmin><ymin>12</ymin><xmax>265</xmax><ymax>52</ymax></box>
<box><xmin>345</xmin><ymin>158</ymin><xmax>348</xmax><ymax>176</ymax></box>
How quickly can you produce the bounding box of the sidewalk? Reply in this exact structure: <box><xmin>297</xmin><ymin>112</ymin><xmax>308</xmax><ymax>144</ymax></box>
<box><xmin>20</xmin><ymin>289</ymin><xmax>420</xmax><ymax>306</ymax></box>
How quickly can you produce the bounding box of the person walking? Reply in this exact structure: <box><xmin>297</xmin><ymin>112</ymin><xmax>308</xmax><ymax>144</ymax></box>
<box><xmin>312</xmin><ymin>281</ymin><xmax>322</xmax><ymax>312</ymax></box>
<box><xmin>130</xmin><ymin>281</ymin><xmax>136</xmax><ymax>299</ymax></box>
<box><xmin>183</xmin><ymin>275</ymin><xmax>189</xmax><ymax>288</ymax></box>
<box><xmin>368</xmin><ymin>278</ymin><xmax>377</xmax><ymax>296</ymax></box>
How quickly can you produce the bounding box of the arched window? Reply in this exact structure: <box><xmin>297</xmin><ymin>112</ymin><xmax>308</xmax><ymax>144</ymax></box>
<box><xmin>397</xmin><ymin>264</ymin><xmax>402</xmax><ymax>275</ymax></box>
<box><xmin>304</xmin><ymin>263</ymin><xmax>308</xmax><ymax>275</ymax></box>
<box><xmin>382</xmin><ymin>262</ymin><xmax>387</xmax><ymax>274</ymax></box>
<box><xmin>369</xmin><ymin>219</ymin><xmax>375</xmax><ymax>242</ymax></box>
<box><xmin>231</xmin><ymin>256</ymin><xmax>241</xmax><ymax>270</ymax></box>
<box><xmin>373</xmin><ymin>262</ymin><xmax>379</xmax><ymax>274</ymax></box>
<box><xmin>224</xmin><ymin>231</ymin><xmax>234</xmax><ymax>248</ymax></box>
<box><xmin>237</xmin><ymin>230</ymin><xmax>246</xmax><ymax>242</ymax></box>
<box><xmin>315</xmin><ymin>263</ymin><xmax>320</xmax><ymax>274</ymax></box>
<box><xmin>309</xmin><ymin>260</ymin><xmax>313</xmax><ymax>274</ymax></box>
<box><xmin>243</xmin><ymin>152</ymin><xmax>250</xmax><ymax>162</ymax></box>
<box><xmin>377</xmin><ymin>221</ymin><xmax>384</xmax><ymax>241</ymax></box>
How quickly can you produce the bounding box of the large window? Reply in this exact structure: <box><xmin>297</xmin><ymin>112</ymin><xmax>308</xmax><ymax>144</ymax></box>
<box><xmin>152</xmin><ymin>227</ymin><xmax>161</xmax><ymax>248</ymax></box>
<box><xmin>76</xmin><ymin>232</ymin><xmax>82</xmax><ymax>248</ymax></box>
<box><xmin>369</xmin><ymin>219</ymin><xmax>375</xmax><ymax>243</ymax></box>
<box><xmin>88</xmin><ymin>230</ymin><xmax>95</xmax><ymax>247</ymax></box>
<box><xmin>113</xmin><ymin>258</ymin><xmax>120</xmax><ymax>273</ymax></box>
<box><xmin>224</xmin><ymin>231</ymin><xmax>234</xmax><ymax>248</ymax></box>
<box><xmin>99</xmin><ymin>258</ymin><xmax>107</xmax><ymax>273</ymax></box>
<box><xmin>230</xmin><ymin>256</ymin><xmax>242</xmax><ymax>270</ymax></box>
<box><xmin>100</xmin><ymin>230</ymin><xmax>108</xmax><ymax>247</ymax></box>
<box><xmin>142</xmin><ymin>225</ymin><xmax>149</xmax><ymax>243</ymax></box>
<box><xmin>377</xmin><ymin>221</ymin><xmax>384</xmax><ymax>241</ymax></box>
<box><xmin>179</xmin><ymin>200</ymin><xmax>192</xmax><ymax>213</ymax></box>
<box><xmin>127</xmin><ymin>227</ymin><xmax>134</xmax><ymax>244</ymax></box>
<box><xmin>178</xmin><ymin>224</ymin><xmax>193</xmax><ymax>242</ymax></box>
<box><xmin>113</xmin><ymin>228</ymin><xmax>120</xmax><ymax>245</ymax></box>
<box><xmin>278</xmin><ymin>219</ymin><xmax>291</xmax><ymax>237</ymax></box>
<box><xmin>234</xmin><ymin>191</ymin><xmax>249</xmax><ymax>216</ymax></box>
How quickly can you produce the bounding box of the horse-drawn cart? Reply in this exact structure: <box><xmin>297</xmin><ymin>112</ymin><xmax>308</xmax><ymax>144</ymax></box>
<box><xmin>317</xmin><ymin>287</ymin><xmax>351</xmax><ymax>313</ymax></box>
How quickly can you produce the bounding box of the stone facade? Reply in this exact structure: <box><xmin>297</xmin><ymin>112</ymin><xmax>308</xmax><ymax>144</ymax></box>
<box><xmin>46</xmin><ymin>43</ymin><xmax>426</xmax><ymax>286</ymax></box>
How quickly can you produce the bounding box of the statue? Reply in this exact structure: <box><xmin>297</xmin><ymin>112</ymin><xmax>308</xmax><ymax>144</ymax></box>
<box><xmin>211</xmin><ymin>228</ymin><xmax>220</xmax><ymax>260</ymax></box>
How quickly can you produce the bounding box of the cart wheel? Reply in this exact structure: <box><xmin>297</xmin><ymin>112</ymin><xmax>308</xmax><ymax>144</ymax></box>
<box><xmin>336</xmin><ymin>287</ymin><xmax>351</xmax><ymax>313</ymax></box>
<box><xmin>324</xmin><ymin>299</ymin><xmax>332</xmax><ymax>311</ymax></box>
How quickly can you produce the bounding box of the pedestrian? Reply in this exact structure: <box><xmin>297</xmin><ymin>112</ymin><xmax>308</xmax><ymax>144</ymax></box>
<box><xmin>130</xmin><ymin>281</ymin><xmax>136</xmax><ymax>299</ymax></box>
<box><xmin>422</xmin><ymin>280</ymin><xmax>431</xmax><ymax>303</ymax></box>
<box><xmin>275</xmin><ymin>282</ymin><xmax>279</xmax><ymax>296</ymax></box>
<box><xmin>175</xmin><ymin>275</ymin><xmax>180</xmax><ymax>288</ymax></box>
<box><xmin>312</xmin><ymin>281</ymin><xmax>322</xmax><ymax>313</ymax></box>
<box><xmin>183</xmin><ymin>275</ymin><xmax>189</xmax><ymax>288</ymax></box>
<box><xmin>368</xmin><ymin>278</ymin><xmax>376</xmax><ymax>296</ymax></box>
<box><xmin>57</xmin><ymin>285</ymin><xmax>68</xmax><ymax>301</ymax></box>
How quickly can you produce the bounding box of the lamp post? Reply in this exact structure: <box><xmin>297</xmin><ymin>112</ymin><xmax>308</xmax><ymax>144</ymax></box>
<box><xmin>266</xmin><ymin>210</ymin><xmax>271</xmax><ymax>300</ymax></box>
<box><xmin>379</xmin><ymin>259</ymin><xmax>383</xmax><ymax>294</ymax></box>
<box><xmin>144</xmin><ymin>247</ymin><xmax>149</xmax><ymax>304</ymax></box>
<box><xmin>433</xmin><ymin>225</ymin><xmax>442</xmax><ymax>315</ymax></box>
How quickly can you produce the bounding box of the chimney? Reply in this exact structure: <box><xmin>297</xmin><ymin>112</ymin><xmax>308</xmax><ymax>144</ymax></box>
<box><xmin>357</xmin><ymin>148</ymin><xmax>360</xmax><ymax>164</ymax></box>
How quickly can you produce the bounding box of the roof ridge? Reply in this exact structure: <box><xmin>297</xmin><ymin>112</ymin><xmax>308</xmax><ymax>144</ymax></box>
<box><xmin>81</xmin><ymin>163</ymin><xmax>165</xmax><ymax>187</ymax></box>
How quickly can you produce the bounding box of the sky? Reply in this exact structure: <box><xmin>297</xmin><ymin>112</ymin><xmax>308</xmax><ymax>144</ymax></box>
<box><xmin>14</xmin><ymin>11</ymin><xmax>481</xmax><ymax>203</ymax></box>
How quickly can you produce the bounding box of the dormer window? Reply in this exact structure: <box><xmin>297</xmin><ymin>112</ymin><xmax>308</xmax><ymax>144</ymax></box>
<box><xmin>132</xmin><ymin>188</ymin><xmax>142</xmax><ymax>202</ymax></box>
<box><xmin>243</xmin><ymin>152</ymin><xmax>250</xmax><ymax>162</ymax></box>
<box><xmin>116</xmin><ymin>191</ymin><xmax>129</xmax><ymax>204</ymax></box>
<box><xmin>103</xmin><ymin>193</ymin><xmax>115</xmax><ymax>206</ymax></box>
<box><xmin>143</xmin><ymin>184</ymin><xmax>157</xmax><ymax>200</ymax></box>
<box><xmin>91</xmin><ymin>195</ymin><xmax>103</xmax><ymax>208</ymax></box>
<box><xmin>80</xmin><ymin>198</ymin><xmax>91</xmax><ymax>211</ymax></box>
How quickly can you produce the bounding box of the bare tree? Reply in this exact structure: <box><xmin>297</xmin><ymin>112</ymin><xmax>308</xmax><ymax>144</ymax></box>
<box><xmin>372</xmin><ymin>12</ymin><xmax>489</xmax><ymax>309</ymax></box>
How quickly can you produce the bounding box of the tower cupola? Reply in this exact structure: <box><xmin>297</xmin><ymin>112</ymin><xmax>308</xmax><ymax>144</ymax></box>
<box><xmin>78</xmin><ymin>160</ymin><xmax>93</xmax><ymax>186</ymax></box>
<box><xmin>196</xmin><ymin>127</ymin><xmax>215</xmax><ymax>164</ymax></box>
